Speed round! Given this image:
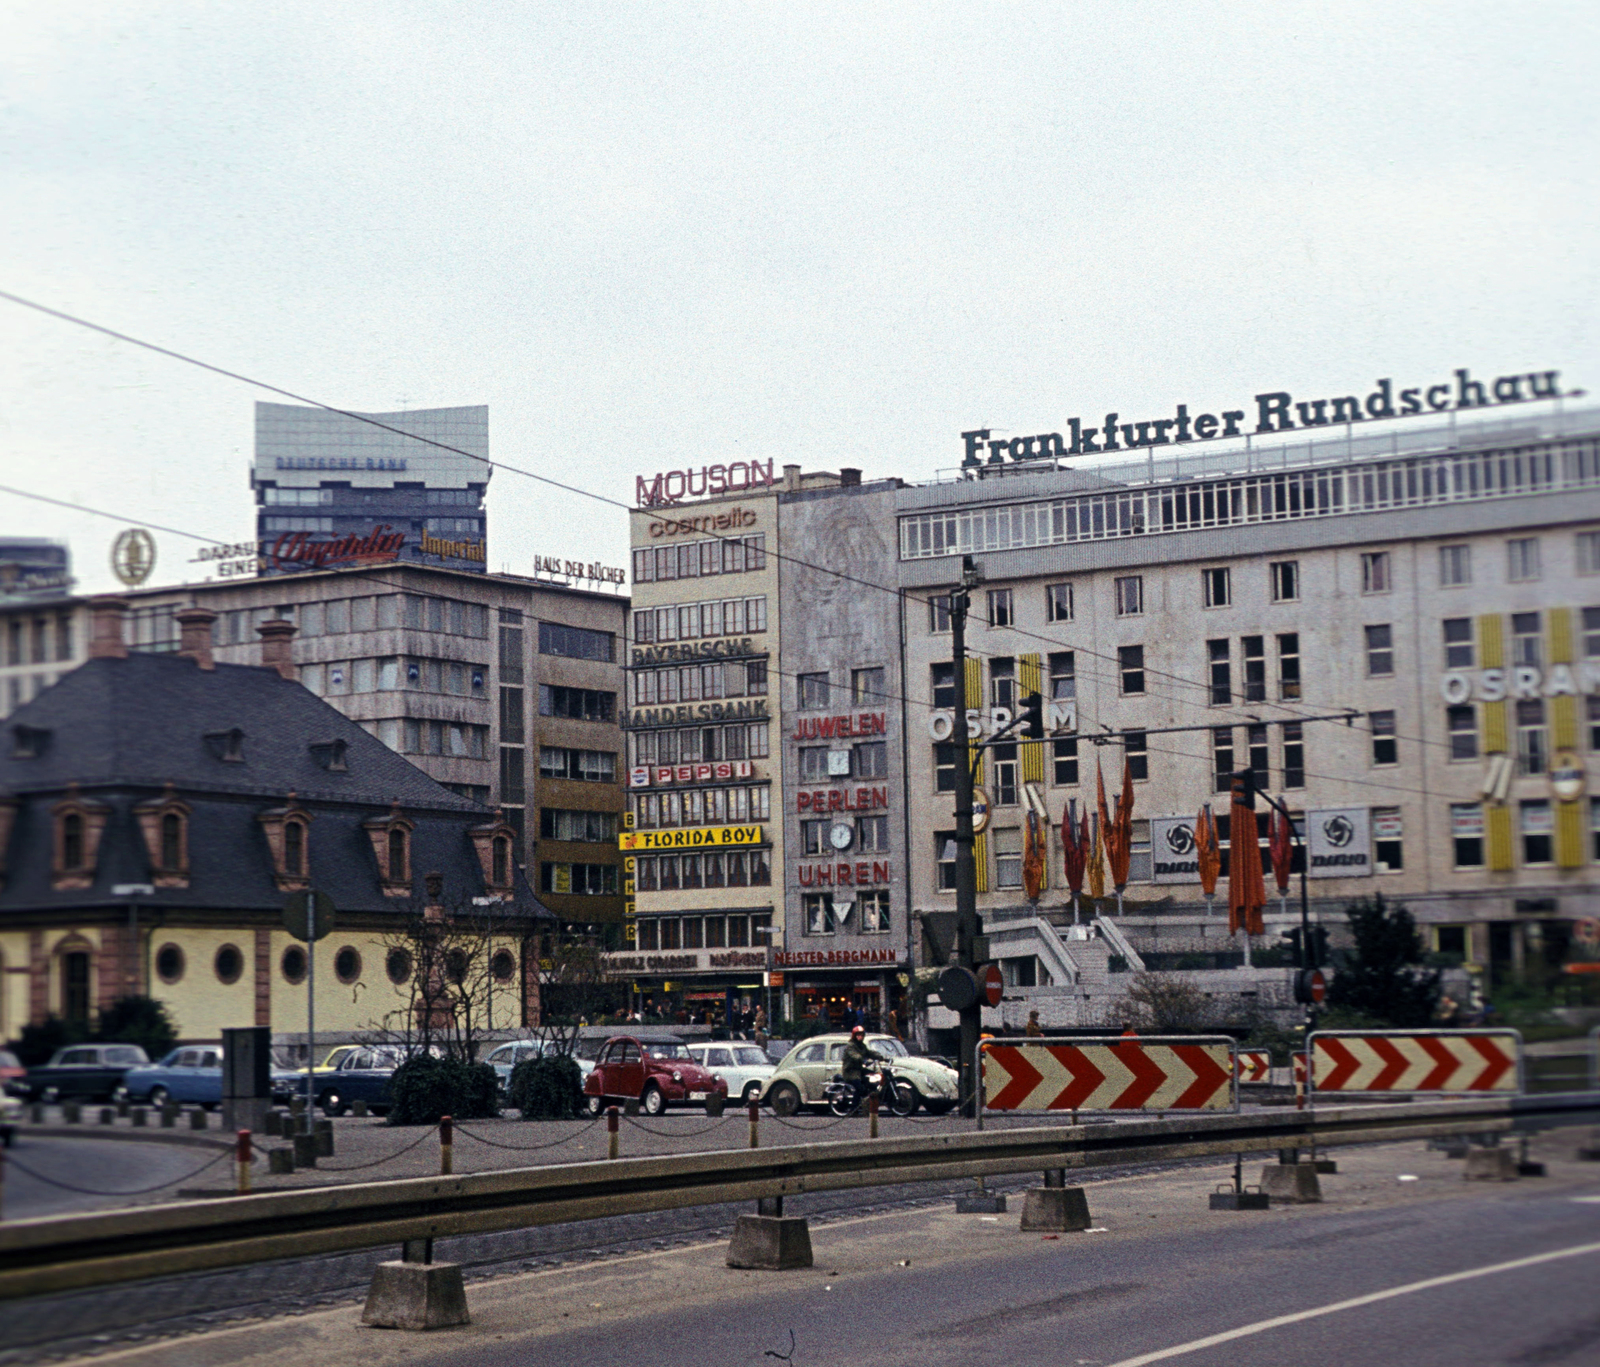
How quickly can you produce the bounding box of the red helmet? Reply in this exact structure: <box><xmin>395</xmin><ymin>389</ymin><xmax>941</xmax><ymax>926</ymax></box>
<box><xmin>851</xmin><ymin>1025</ymin><xmax>865</xmax><ymax>1037</ymax></box>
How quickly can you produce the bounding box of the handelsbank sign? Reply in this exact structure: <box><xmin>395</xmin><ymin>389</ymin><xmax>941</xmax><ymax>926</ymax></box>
<box><xmin>963</xmin><ymin>367</ymin><xmax>1568</xmax><ymax>466</ymax></box>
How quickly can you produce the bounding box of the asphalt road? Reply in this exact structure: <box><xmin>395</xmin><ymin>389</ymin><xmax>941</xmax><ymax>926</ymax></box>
<box><xmin>2</xmin><ymin>1135</ymin><xmax>229</xmax><ymax>1219</ymax></box>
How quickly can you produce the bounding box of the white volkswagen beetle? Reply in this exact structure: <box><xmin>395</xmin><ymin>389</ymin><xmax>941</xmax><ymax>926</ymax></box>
<box><xmin>758</xmin><ymin>1035</ymin><xmax>959</xmax><ymax>1115</ymax></box>
<box><xmin>685</xmin><ymin>1042</ymin><xmax>776</xmax><ymax>1106</ymax></box>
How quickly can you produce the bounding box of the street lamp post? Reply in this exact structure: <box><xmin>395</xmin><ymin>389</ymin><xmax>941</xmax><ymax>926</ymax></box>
<box><xmin>111</xmin><ymin>884</ymin><xmax>154</xmax><ymax>996</ymax></box>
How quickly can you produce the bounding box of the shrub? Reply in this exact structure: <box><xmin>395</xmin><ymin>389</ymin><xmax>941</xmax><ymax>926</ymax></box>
<box><xmin>509</xmin><ymin>1055</ymin><xmax>585</xmax><ymax>1120</ymax></box>
<box><xmin>12</xmin><ymin>1015</ymin><xmax>88</xmax><ymax>1067</ymax></box>
<box><xmin>95</xmin><ymin>996</ymin><xmax>178</xmax><ymax>1060</ymax></box>
<box><xmin>386</xmin><ymin>1054</ymin><xmax>500</xmax><ymax>1125</ymax></box>
<box><xmin>1325</xmin><ymin>894</ymin><xmax>1439</xmax><ymax>1029</ymax></box>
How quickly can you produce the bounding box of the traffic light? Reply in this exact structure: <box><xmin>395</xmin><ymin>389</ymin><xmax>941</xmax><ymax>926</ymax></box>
<box><xmin>1021</xmin><ymin>691</ymin><xmax>1045</xmax><ymax>740</ymax></box>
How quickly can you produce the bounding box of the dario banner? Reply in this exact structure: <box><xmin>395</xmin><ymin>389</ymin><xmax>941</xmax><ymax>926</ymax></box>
<box><xmin>1307</xmin><ymin>807</ymin><xmax>1372</xmax><ymax>878</ymax></box>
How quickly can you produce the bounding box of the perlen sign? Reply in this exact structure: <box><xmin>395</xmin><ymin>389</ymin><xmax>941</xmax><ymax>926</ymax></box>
<box><xmin>1307</xmin><ymin>807</ymin><xmax>1371</xmax><ymax>879</ymax></box>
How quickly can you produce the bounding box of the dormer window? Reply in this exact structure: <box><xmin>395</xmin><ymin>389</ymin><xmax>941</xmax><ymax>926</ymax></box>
<box><xmin>204</xmin><ymin>728</ymin><xmax>246</xmax><ymax>763</ymax></box>
<box><xmin>493</xmin><ymin>835</ymin><xmax>510</xmax><ymax>887</ymax></box>
<box><xmin>469</xmin><ymin>816</ymin><xmax>518</xmax><ymax>895</ymax></box>
<box><xmin>363</xmin><ymin>801</ymin><xmax>414</xmax><ymax>897</ymax></box>
<box><xmin>62</xmin><ymin>814</ymin><xmax>84</xmax><ymax>870</ymax></box>
<box><xmin>309</xmin><ymin>739</ymin><xmax>348</xmax><ymax>772</ymax></box>
<box><xmin>52</xmin><ymin>783</ymin><xmax>110</xmax><ymax>891</ymax></box>
<box><xmin>258</xmin><ymin>795</ymin><xmax>313</xmax><ymax>892</ymax></box>
<box><xmin>135</xmin><ymin>783</ymin><xmax>191</xmax><ymax>888</ymax></box>
<box><xmin>11</xmin><ymin>725</ymin><xmax>50</xmax><ymax>759</ymax></box>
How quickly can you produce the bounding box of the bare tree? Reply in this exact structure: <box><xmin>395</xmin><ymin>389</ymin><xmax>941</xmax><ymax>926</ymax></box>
<box><xmin>1121</xmin><ymin>973</ymin><xmax>1216</xmax><ymax>1033</ymax></box>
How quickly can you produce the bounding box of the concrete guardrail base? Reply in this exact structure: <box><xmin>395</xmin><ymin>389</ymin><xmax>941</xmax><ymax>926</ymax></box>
<box><xmin>291</xmin><ymin>1133</ymin><xmax>318</xmax><ymax>1167</ymax></box>
<box><xmin>268</xmin><ymin>1149</ymin><xmax>295</xmax><ymax>1174</ymax></box>
<box><xmin>1209</xmin><ymin>1190</ymin><xmax>1271</xmax><ymax>1210</ymax></box>
<box><xmin>189</xmin><ymin>1110</ymin><xmax>208</xmax><ymax>1131</ymax></box>
<box><xmin>1312</xmin><ymin>1158</ymin><xmax>1338</xmax><ymax>1174</ymax></box>
<box><xmin>361</xmin><ymin>1261</ymin><xmax>470</xmax><ymax>1330</ymax></box>
<box><xmin>1260</xmin><ymin>1163</ymin><xmax>1322</xmax><ymax>1203</ymax></box>
<box><xmin>726</xmin><ymin>1215</ymin><xmax>813</xmax><ymax>1270</ymax></box>
<box><xmin>98</xmin><ymin>1108</ymin><xmax>115</xmax><ymax>1125</ymax></box>
<box><xmin>955</xmin><ymin>1192</ymin><xmax>1007</xmax><ymax>1213</ymax></box>
<box><xmin>1019</xmin><ymin>1187</ymin><xmax>1092</xmax><ymax>1232</ymax></box>
<box><xmin>1464</xmin><ymin>1147</ymin><xmax>1518</xmax><ymax>1181</ymax></box>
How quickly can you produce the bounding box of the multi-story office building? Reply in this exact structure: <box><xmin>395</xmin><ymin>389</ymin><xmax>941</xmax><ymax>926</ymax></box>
<box><xmin>0</xmin><ymin>540</ymin><xmax>81</xmax><ymax>718</ymax></box>
<box><xmin>252</xmin><ymin>402</ymin><xmax>490</xmax><ymax>577</ymax></box>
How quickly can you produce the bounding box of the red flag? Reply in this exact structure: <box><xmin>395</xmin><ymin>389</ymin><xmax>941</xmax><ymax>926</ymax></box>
<box><xmin>1023</xmin><ymin>804</ymin><xmax>1047</xmax><ymax>901</ymax></box>
<box><xmin>1108</xmin><ymin>758</ymin><xmax>1135</xmax><ymax>891</ymax></box>
<box><xmin>1227</xmin><ymin>776</ymin><xmax>1267</xmax><ymax>936</ymax></box>
<box><xmin>1269</xmin><ymin>807</ymin><xmax>1293</xmax><ymax>894</ymax></box>
<box><xmin>1060</xmin><ymin>799</ymin><xmax>1086</xmax><ymax>895</ymax></box>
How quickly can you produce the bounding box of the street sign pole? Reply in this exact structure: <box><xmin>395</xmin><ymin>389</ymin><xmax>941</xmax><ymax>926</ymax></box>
<box><xmin>305</xmin><ymin>893</ymin><xmax>316</xmax><ymax>1114</ymax></box>
<box><xmin>950</xmin><ymin>562</ymin><xmax>980</xmax><ymax>1117</ymax></box>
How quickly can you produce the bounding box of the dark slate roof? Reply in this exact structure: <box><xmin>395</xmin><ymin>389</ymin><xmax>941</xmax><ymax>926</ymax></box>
<box><xmin>0</xmin><ymin>654</ymin><xmax>551</xmax><ymax>921</ymax></box>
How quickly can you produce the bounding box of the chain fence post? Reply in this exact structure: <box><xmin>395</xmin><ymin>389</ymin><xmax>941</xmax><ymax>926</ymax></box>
<box><xmin>748</xmin><ymin>1099</ymin><xmax>760</xmax><ymax>1149</ymax></box>
<box><xmin>236</xmin><ymin>1130</ymin><xmax>251</xmax><ymax>1195</ymax></box>
<box><xmin>439</xmin><ymin>1116</ymin><xmax>453</xmax><ymax>1176</ymax></box>
<box><xmin>607</xmin><ymin>1105</ymin><xmax>620</xmax><ymax>1160</ymax></box>
<box><xmin>868</xmin><ymin>1091</ymin><xmax>879</xmax><ymax>1139</ymax></box>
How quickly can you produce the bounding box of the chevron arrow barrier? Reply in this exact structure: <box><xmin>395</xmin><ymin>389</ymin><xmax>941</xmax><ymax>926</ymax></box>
<box><xmin>1308</xmin><ymin>1030</ymin><xmax>1521</xmax><ymax>1098</ymax></box>
<box><xmin>1237</xmin><ymin>1050</ymin><xmax>1271</xmax><ymax>1084</ymax></box>
<box><xmin>979</xmin><ymin>1037</ymin><xmax>1236</xmax><ymax>1123</ymax></box>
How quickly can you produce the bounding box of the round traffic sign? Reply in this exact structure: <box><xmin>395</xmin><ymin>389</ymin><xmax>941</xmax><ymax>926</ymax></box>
<box><xmin>981</xmin><ymin>963</ymin><xmax>1003</xmax><ymax>1008</ymax></box>
<box><xmin>937</xmin><ymin>965</ymin><xmax>979</xmax><ymax>1012</ymax></box>
<box><xmin>1306</xmin><ymin>968</ymin><xmax>1327</xmax><ymax>1004</ymax></box>
<box><xmin>282</xmin><ymin>890</ymin><xmax>336</xmax><ymax>943</ymax></box>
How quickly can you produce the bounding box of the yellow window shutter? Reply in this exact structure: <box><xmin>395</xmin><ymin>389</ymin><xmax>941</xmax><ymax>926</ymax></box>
<box><xmin>1486</xmin><ymin>805</ymin><xmax>1514</xmax><ymax>871</ymax></box>
<box><xmin>973</xmin><ymin>830</ymin><xmax>990</xmax><ymax>893</ymax></box>
<box><xmin>1019</xmin><ymin>653</ymin><xmax>1045</xmax><ymax>783</ymax></box>
<box><xmin>1551</xmin><ymin>695</ymin><xmax>1578</xmax><ymax>750</ymax></box>
<box><xmin>1482</xmin><ymin>700</ymin><xmax>1508</xmax><ymax>755</ymax></box>
<box><xmin>1478</xmin><ymin>614</ymin><xmax>1504</xmax><ymax>668</ymax></box>
<box><xmin>1554</xmin><ymin>799</ymin><xmax>1585</xmax><ymax>869</ymax></box>
<box><xmin>965</xmin><ymin>656</ymin><xmax>984</xmax><ymax>784</ymax></box>
<box><xmin>1549</xmin><ymin>607</ymin><xmax>1574</xmax><ymax>665</ymax></box>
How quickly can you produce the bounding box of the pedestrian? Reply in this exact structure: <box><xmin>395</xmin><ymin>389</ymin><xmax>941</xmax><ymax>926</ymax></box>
<box><xmin>1025</xmin><ymin>1010</ymin><xmax>1044</xmax><ymax>1037</ymax></box>
<box><xmin>885</xmin><ymin>1007</ymin><xmax>901</xmax><ymax>1040</ymax></box>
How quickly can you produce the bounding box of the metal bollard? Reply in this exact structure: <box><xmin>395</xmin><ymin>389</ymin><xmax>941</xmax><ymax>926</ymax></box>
<box><xmin>63</xmin><ymin>1102</ymin><xmax>81</xmax><ymax>1124</ymax></box>
<box><xmin>869</xmin><ymin>1091</ymin><xmax>879</xmax><ymax>1139</ymax></box>
<box><xmin>190</xmin><ymin>1109</ymin><xmax>208</xmax><ymax>1131</ymax></box>
<box><xmin>440</xmin><ymin>1115</ymin><xmax>453</xmax><ymax>1176</ymax></box>
<box><xmin>607</xmin><ymin>1106</ymin><xmax>620</xmax><ymax>1160</ymax></box>
<box><xmin>352</xmin><ymin>1099</ymin><xmax>369</xmax><ymax>1118</ymax></box>
<box><xmin>160</xmin><ymin>1104</ymin><xmax>178</xmax><ymax>1128</ymax></box>
<box><xmin>131</xmin><ymin>1108</ymin><xmax>147</xmax><ymax>1127</ymax></box>
<box><xmin>748</xmin><ymin>1099</ymin><xmax>760</xmax><ymax>1149</ymax></box>
<box><xmin>29</xmin><ymin>1103</ymin><xmax>44</xmax><ymax>1125</ymax></box>
<box><xmin>99</xmin><ymin>1108</ymin><xmax>115</xmax><ymax>1125</ymax></box>
<box><xmin>237</xmin><ymin>1130</ymin><xmax>252</xmax><ymax>1195</ymax></box>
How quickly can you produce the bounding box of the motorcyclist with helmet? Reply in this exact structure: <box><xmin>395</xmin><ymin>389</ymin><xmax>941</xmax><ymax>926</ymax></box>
<box><xmin>840</xmin><ymin>1024</ymin><xmax>884</xmax><ymax>1111</ymax></box>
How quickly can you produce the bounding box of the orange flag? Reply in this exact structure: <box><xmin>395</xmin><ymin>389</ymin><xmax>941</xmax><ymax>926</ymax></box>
<box><xmin>1195</xmin><ymin>805</ymin><xmax>1221</xmax><ymax>898</ymax></box>
<box><xmin>1227</xmin><ymin>776</ymin><xmax>1267</xmax><ymax>936</ymax></box>
<box><xmin>1087</xmin><ymin>814</ymin><xmax>1106</xmax><ymax>900</ymax></box>
<box><xmin>1109</xmin><ymin>757</ymin><xmax>1135</xmax><ymax>891</ymax></box>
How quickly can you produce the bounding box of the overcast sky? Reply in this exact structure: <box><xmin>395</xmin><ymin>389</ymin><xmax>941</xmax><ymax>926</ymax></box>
<box><xmin>2</xmin><ymin>3</ymin><xmax>1596</xmax><ymax>595</ymax></box>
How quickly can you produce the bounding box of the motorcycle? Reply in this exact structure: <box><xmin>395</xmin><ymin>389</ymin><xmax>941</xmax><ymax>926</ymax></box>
<box><xmin>825</xmin><ymin>1063</ymin><xmax>918</xmax><ymax>1118</ymax></box>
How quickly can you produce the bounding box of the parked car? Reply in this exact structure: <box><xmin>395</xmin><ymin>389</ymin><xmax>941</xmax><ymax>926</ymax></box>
<box><xmin>121</xmin><ymin>1045</ymin><xmax>302</xmax><ymax>1108</ymax></box>
<box><xmin>0</xmin><ymin>1091</ymin><xmax>20</xmax><ymax>1147</ymax></box>
<box><xmin>24</xmin><ymin>1044</ymin><xmax>150</xmax><ymax>1102</ymax></box>
<box><xmin>759</xmin><ymin>1035</ymin><xmax>958</xmax><ymax>1115</ymax></box>
<box><xmin>313</xmin><ymin>1045</ymin><xmax>410</xmax><ymax>1116</ymax></box>
<box><xmin>0</xmin><ymin>1048</ymin><xmax>26</xmax><ymax>1097</ymax></box>
<box><xmin>686</xmin><ymin>1041</ymin><xmax>775</xmax><ymax>1105</ymax></box>
<box><xmin>582</xmin><ymin>1033</ymin><xmax>728</xmax><ymax>1116</ymax></box>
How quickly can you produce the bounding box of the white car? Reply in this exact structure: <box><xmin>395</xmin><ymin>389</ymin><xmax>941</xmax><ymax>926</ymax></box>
<box><xmin>686</xmin><ymin>1042</ymin><xmax>776</xmax><ymax>1106</ymax></box>
<box><xmin>487</xmin><ymin>1039</ymin><xmax>597</xmax><ymax>1093</ymax></box>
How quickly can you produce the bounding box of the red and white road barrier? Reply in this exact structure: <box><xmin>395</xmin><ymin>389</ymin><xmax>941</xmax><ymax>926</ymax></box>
<box><xmin>980</xmin><ymin>1037</ymin><xmax>1235</xmax><ymax>1123</ymax></box>
<box><xmin>1308</xmin><ymin>1030</ymin><xmax>1520</xmax><ymax>1099</ymax></box>
<box><xmin>1236</xmin><ymin>1050</ymin><xmax>1271</xmax><ymax>1084</ymax></box>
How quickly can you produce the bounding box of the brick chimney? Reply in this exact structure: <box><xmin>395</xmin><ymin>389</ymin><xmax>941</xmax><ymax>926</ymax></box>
<box><xmin>783</xmin><ymin>463</ymin><xmax>801</xmax><ymax>491</ymax></box>
<box><xmin>257</xmin><ymin>619</ymin><xmax>298</xmax><ymax>681</ymax></box>
<box><xmin>839</xmin><ymin>467</ymin><xmax>862</xmax><ymax>487</ymax></box>
<box><xmin>176</xmin><ymin>607</ymin><xmax>218</xmax><ymax>670</ymax></box>
<box><xmin>87</xmin><ymin>595</ymin><xmax>130</xmax><ymax>660</ymax></box>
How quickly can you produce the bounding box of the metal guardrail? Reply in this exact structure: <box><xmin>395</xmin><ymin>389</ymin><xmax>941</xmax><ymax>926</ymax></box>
<box><xmin>2</xmin><ymin>1091</ymin><xmax>1598</xmax><ymax>1301</ymax></box>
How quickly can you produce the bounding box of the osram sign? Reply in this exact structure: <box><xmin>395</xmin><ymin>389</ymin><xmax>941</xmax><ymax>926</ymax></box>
<box><xmin>926</xmin><ymin>702</ymin><xmax>1075</xmax><ymax>741</ymax></box>
<box><xmin>1440</xmin><ymin>663</ymin><xmax>1600</xmax><ymax>703</ymax></box>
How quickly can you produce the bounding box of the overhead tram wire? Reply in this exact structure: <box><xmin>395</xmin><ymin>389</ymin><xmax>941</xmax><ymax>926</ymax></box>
<box><xmin>0</xmin><ymin>287</ymin><xmax>1457</xmax><ymax>758</ymax></box>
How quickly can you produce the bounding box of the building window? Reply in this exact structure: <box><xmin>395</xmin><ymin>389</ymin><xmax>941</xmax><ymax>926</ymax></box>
<box><xmin>1052</xmin><ymin>737</ymin><xmax>1079</xmax><ymax>786</ymax></box>
<box><xmin>931</xmin><ymin>661</ymin><xmax>955</xmax><ymax>709</ymax></box>
<box><xmin>1448</xmin><ymin>704</ymin><xmax>1478</xmax><ymax>761</ymax></box>
<box><xmin>1450</xmin><ymin>804</ymin><xmax>1484</xmax><ymax>869</ymax></box>
<box><xmin>492</xmin><ymin>835</ymin><xmax>511</xmax><ymax>887</ymax></box>
<box><xmin>538</xmin><ymin>685</ymin><xmax>615</xmax><ymax>723</ymax></box>
<box><xmin>1361</xmin><ymin>551</ymin><xmax>1391</xmax><ymax>593</ymax></box>
<box><xmin>798</xmin><ymin>747</ymin><xmax>830</xmax><ymax>783</ymax></box>
<box><xmin>214</xmin><ymin>943</ymin><xmax>243</xmax><ymax>986</ymax></box>
<box><xmin>1277</xmin><ymin>634</ymin><xmax>1301</xmax><ymax>701</ymax></box>
<box><xmin>1212</xmin><ymin>728</ymin><xmax>1234</xmax><ymax>794</ymax></box>
<box><xmin>1365</xmin><ymin>624</ymin><xmax>1394</xmax><ymax>677</ymax></box>
<box><xmin>1583</xmin><ymin>606</ymin><xmax>1600</xmax><ymax>658</ymax></box>
<box><xmin>1123</xmin><ymin>732</ymin><xmax>1148</xmax><ymax>782</ymax></box>
<box><xmin>1443</xmin><ymin>618</ymin><xmax>1474</xmax><ymax>669</ymax></box>
<box><xmin>538</xmin><ymin>747</ymin><xmax>616</xmax><ymax>782</ymax></box>
<box><xmin>803</xmin><ymin>893</ymin><xmax>836</xmax><ymax>936</ymax></box>
<box><xmin>500</xmin><ymin>747</ymin><xmax>526</xmax><ymax>804</ymax></box>
<box><xmin>1207</xmin><ymin>639</ymin><xmax>1231</xmax><ymax>705</ymax></box>
<box><xmin>1246</xmin><ymin>724</ymin><xmax>1268</xmax><ymax>793</ymax></box>
<box><xmin>934</xmin><ymin>741</ymin><xmax>957</xmax><ymax>793</ymax></box>
<box><xmin>859</xmin><ymin>890</ymin><xmax>891</xmax><ymax>934</ymax></box>
<box><xmin>853</xmin><ymin>741</ymin><xmax>888</xmax><ymax>778</ymax></box>
<box><xmin>851</xmin><ymin>667</ymin><xmax>885</xmax><ymax>704</ymax></box>
<box><xmin>283</xmin><ymin>820</ymin><xmax>306</xmax><ymax>877</ymax></box>
<box><xmin>61</xmin><ymin>812</ymin><xmax>84</xmax><ymax>871</ymax></box>
<box><xmin>993</xmin><ymin>828</ymin><xmax>1022</xmax><ymax>888</ymax></box>
<box><xmin>1577</xmin><ymin>531</ymin><xmax>1600</xmax><ymax>575</ymax></box>
<box><xmin>636</xmin><ymin>920</ymin><xmax>659</xmax><ymax>951</ymax></box>
<box><xmin>1589</xmin><ymin>696</ymin><xmax>1600</xmax><ymax>751</ymax></box>
<box><xmin>1046</xmin><ymin>582</ymin><xmax>1074</xmax><ymax>623</ymax></box>
<box><xmin>539</xmin><ymin>862</ymin><xmax>619</xmax><ymax>895</ymax></box>
<box><xmin>1242</xmin><ymin>635</ymin><xmax>1265</xmax><ymax>702</ymax></box>
<box><xmin>1282</xmin><ymin>722</ymin><xmax>1304</xmax><ymax>789</ymax></box>
<box><xmin>281</xmin><ymin>945</ymin><xmax>307</xmax><ymax>985</ymax></box>
<box><xmin>1114</xmin><ymin>576</ymin><xmax>1144</xmax><ymax>616</ymax></box>
<box><xmin>538</xmin><ymin>622</ymin><xmax>615</xmax><ymax>662</ymax></box>
<box><xmin>929</xmin><ymin>594</ymin><xmax>952</xmax><ymax>633</ymax></box>
<box><xmin>1520</xmin><ymin>799</ymin><xmax>1553</xmax><ymax>865</ymax></box>
<box><xmin>798</xmin><ymin>672</ymin><xmax>830</xmax><ymax>709</ymax></box>
<box><xmin>334</xmin><ymin>947</ymin><xmax>361</xmax><ymax>985</ymax></box>
<box><xmin>990</xmin><ymin>742</ymin><xmax>1019</xmax><ymax>806</ymax></box>
<box><xmin>1511</xmin><ymin>612</ymin><xmax>1541</xmax><ymax>669</ymax></box>
<box><xmin>1516</xmin><ymin>699</ymin><xmax>1548</xmax><ymax>775</ymax></box>
<box><xmin>160</xmin><ymin>812</ymin><xmax>183</xmax><ymax>872</ymax></box>
<box><xmin>539</xmin><ymin>809</ymin><xmax>619</xmax><ymax>842</ymax></box>
<box><xmin>1370</xmin><ymin>711</ymin><xmax>1397</xmax><ymax>766</ymax></box>
<box><xmin>1440</xmin><ymin>544</ymin><xmax>1472</xmax><ymax>586</ymax></box>
<box><xmin>1373</xmin><ymin>808</ymin><xmax>1403</xmax><ymax>872</ymax></box>
<box><xmin>987</xmin><ymin>588</ymin><xmax>1014</xmax><ymax>628</ymax></box>
<box><xmin>1592</xmin><ymin>797</ymin><xmax>1600</xmax><ymax>862</ymax></box>
<box><xmin>1048</xmin><ymin>651</ymin><xmax>1075</xmax><ymax>701</ymax></box>
<box><xmin>936</xmin><ymin>831</ymin><xmax>957</xmax><ymax>891</ymax></box>
<box><xmin>1270</xmin><ymin>560</ymin><xmax>1299</xmax><ymax>602</ymax></box>
<box><xmin>1118</xmin><ymin>645</ymin><xmax>1145</xmax><ymax>695</ymax></box>
<box><xmin>1202</xmin><ymin>567</ymin><xmax>1231</xmax><ymax>608</ymax></box>
<box><xmin>1507</xmin><ymin>537</ymin><xmax>1541</xmax><ymax>582</ymax></box>
<box><xmin>857</xmin><ymin>815</ymin><xmax>890</xmax><ymax>852</ymax></box>
<box><xmin>990</xmin><ymin>658</ymin><xmax>1015</xmax><ymax>711</ymax></box>
<box><xmin>155</xmin><ymin>942</ymin><xmax>185</xmax><ymax>985</ymax></box>
<box><xmin>800</xmin><ymin>819</ymin><xmax>828</xmax><ymax>856</ymax></box>
<box><xmin>499</xmin><ymin>686</ymin><xmax>525</xmax><ymax>743</ymax></box>
<box><xmin>387</xmin><ymin>827</ymin><xmax>409</xmax><ymax>883</ymax></box>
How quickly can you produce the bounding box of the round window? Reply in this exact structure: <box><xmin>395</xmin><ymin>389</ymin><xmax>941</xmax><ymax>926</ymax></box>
<box><xmin>155</xmin><ymin>943</ymin><xmax>185</xmax><ymax>985</ymax></box>
<box><xmin>281</xmin><ymin>944</ymin><xmax>307</xmax><ymax>985</ymax></box>
<box><xmin>333</xmin><ymin>946</ymin><xmax>361</xmax><ymax>984</ymax></box>
<box><xmin>445</xmin><ymin>948</ymin><xmax>469</xmax><ymax>983</ymax></box>
<box><xmin>214</xmin><ymin>943</ymin><xmax>244</xmax><ymax>985</ymax></box>
<box><xmin>386</xmin><ymin>948</ymin><xmax>413</xmax><ymax>985</ymax></box>
<box><xmin>491</xmin><ymin>949</ymin><xmax>516</xmax><ymax>982</ymax></box>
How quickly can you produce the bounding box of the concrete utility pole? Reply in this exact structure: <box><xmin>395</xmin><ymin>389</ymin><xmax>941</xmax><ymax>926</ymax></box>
<box><xmin>950</xmin><ymin>557</ymin><xmax>982</xmax><ymax>1114</ymax></box>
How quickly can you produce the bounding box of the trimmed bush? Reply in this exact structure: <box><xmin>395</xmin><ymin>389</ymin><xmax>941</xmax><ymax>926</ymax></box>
<box><xmin>386</xmin><ymin>1054</ymin><xmax>500</xmax><ymax>1125</ymax></box>
<box><xmin>510</xmin><ymin>1055</ymin><xmax>585</xmax><ymax>1120</ymax></box>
